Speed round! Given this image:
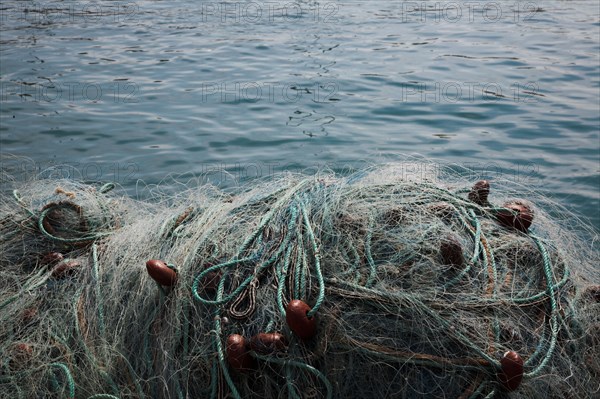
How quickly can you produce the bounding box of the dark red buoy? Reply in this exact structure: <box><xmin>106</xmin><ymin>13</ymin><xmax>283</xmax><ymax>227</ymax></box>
<box><xmin>496</xmin><ymin>201</ymin><xmax>534</xmax><ymax>232</ymax></box>
<box><xmin>51</xmin><ymin>260</ymin><xmax>81</xmax><ymax>279</ymax></box>
<box><xmin>249</xmin><ymin>332</ymin><xmax>287</xmax><ymax>354</ymax></box>
<box><xmin>468</xmin><ymin>180</ymin><xmax>490</xmax><ymax>205</ymax></box>
<box><xmin>146</xmin><ymin>259</ymin><xmax>178</xmax><ymax>286</ymax></box>
<box><xmin>226</xmin><ymin>334</ymin><xmax>255</xmax><ymax>371</ymax></box>
<box><xmin>286</xmin><ymin>299</ymin><xmax>317</xmax><ymax>340</ymax></box>
<box><xmin>440</xmin><ymin>236</ymin><xmax>464</xmax><ymax>268</ymax></box>
<box><xmin>498</xmin><ymin>350</ymin><xmax>524</xmax><ymax>391</ymax></box>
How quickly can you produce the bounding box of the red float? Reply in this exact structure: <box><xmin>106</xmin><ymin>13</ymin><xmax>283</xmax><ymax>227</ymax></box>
<box><xmin>226</xmin><ymin>334</ymin><xmax>255</xmax><ymax>371</ymax></box>
<box><xmin>146</xmin><ymin>259</ymin><xmax>178</xmax><ymax>286</ymax></box>
<box><xmin>496</xmin><ymin>201</ymin><xmax>534</xmax><ymax>232</ymax></box>
<box><xmin>286</xmin><ymin>299</ymin><xmax>317</xmax><ymax>340</ymax></box>
<box><xmin>498</xmin><ymin>350</ymin><xmax>524</xmax><ymax>391</ymax></box>
<box><xmin>249</xmin><ymin>332</ymin><xmax>287</xmax><ymax>354</ymax></box>
<box><xmin>468</xmin><ymin>180</ymin><xmax>490</xmax><ymax>205</ymax></box>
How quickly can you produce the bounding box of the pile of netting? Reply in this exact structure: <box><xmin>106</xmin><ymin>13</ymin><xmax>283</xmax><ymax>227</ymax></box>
<box><xmin>1</xmin><ymin>165</ymin><xmax>598</xmax><ymax>399</ymax></box>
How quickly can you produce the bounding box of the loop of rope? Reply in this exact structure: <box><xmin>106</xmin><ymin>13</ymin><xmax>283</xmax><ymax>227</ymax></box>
<box><xmin>38</xmin><ymin>204</ymin><xmax>112</xmax><ymax>243</ymax></box>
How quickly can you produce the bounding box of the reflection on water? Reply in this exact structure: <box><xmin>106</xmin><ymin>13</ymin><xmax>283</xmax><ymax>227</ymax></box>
<box><xmin>0</xmin><ymin>0</ymin><xmax>598</xmax><ymax>227</ymax></box>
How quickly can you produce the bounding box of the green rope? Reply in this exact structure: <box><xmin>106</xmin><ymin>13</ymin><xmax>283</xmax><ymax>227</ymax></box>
<box><xmin>285</xmin><ymin>365</ymin><xmax>302</xmax><ymax>399</ymax></box>
<box><xmin>511</xmin><ymin>263</ymin><xmax>569</xmax><ymax>304</ymax></box>
<box><xmin>293</xmin><ymin>230</ymin><xmax>304</xmax><ymax>299</ymax></box>
<box><xmin>299</xmin><ymin>199</ymin><xmax>325</xmax><ymax>318</ymax></box>
<box><xmin>468</xmin><ymin>381</ymin><xmax>487</xmax><ymax>399</ymax></box>
<box><xmin>275</xmin><ymin>204</ymin><xmax>300</xmax><ymax>314</ymax></box>
<box><xmin>191</xmin><ymin>256</ymin><xmax>257</xmax><ymax>305</ymax></box>
<box><xmin>194</xmin><ymin>202</ymin><xmax>301</xmax><ymax>307</ymax></box>
<box><xmin>99</xmin><ymin>182</ymin><xmax>116</xmax><ymax>194</ymax></box>
<box><xmin>524</xmin><ymin>235</ymin><xmax>560</xmax><ymax>378</ymax></box>
<box><xmin>213</xmin><ymin>271</ymin><xmax>242</xmax><ymax>399</ymax></box>
<box><xmin>277</xmin><ymin>240</ymin><xmax>296</xmax><ymax>316</ymax></box>
<box><xmin>300</xmin><ymin>246</ymin><xmax>309</xmax><ymax>299</ymax></box>
<box><xmin>49</xmin><ymin>363</ymin><xmax>76</xmax><ymax>399</ymax></box>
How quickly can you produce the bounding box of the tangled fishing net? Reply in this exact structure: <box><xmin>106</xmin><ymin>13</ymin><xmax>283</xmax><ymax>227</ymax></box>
<box><xmin>1</xmin><ymin>164</ymin><xmax>598</xmax><ymax>399</ymax></box>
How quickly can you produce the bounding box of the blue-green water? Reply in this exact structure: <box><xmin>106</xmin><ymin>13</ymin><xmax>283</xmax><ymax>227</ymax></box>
<box><xmin>1</xmin><ymin>1</ymin><xmax>598</xmax><ymax>227</ymax></box>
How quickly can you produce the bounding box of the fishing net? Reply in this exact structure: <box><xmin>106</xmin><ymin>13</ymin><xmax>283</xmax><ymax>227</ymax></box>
<box><xmin>0</xmin><ymin>164</ymin><xmax>598</xmax><ymax>399</ymax></box>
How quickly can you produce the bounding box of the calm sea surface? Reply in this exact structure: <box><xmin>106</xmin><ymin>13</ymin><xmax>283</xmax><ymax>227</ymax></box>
<box><xmin>1</xmin><ymin>1</ymin><xmax>598</xmax><ymax>227</ymax></box>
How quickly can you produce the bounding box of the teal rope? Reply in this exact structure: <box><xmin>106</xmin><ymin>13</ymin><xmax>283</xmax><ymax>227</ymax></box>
<box><xmin>524</xmin><ymin>235</ymin><xmax>560</xmax><ymax>378</ymax></box>
<box><xmin>293</xmin><ymin>231</ymin><xmax>304</xmax><ymax>299</ymax></box>
<box><xmin>300</xmin><ymin>247</ymin><xmax>309</xmax><ymax>298</ymax></box>
<box><xmin>525</xmin><ymin>321</ymin><xmax>548</xmax><ymax>367</ymax></box>
<box><xmin>276</xmin><ymin>205</ymin><xmax>300</xmax><ymax>314</ymax></box>
<box><xmin>213</xmin><ymin>270</ymin><xmax>242</xmax><ymax>399</ymax></box>
<box><xmin>285</xmin><ymin>365</ymin><xmax>302</xmax><ymax>399</ymax></box>
<box><xmin>468</xmin><ymin>381</ymin><xmax>487</xmax><ymax>399</ymax></box>
<box><xmin>191</xmin><ymin>256</ymin><xmax>257</xmax><ymax>305</ymax></box>
<box><xmin>299</xmin><ymin>200</ymin><xmax>325</xmax><ymax>318</ymax></box>
<box><xmin>99</xmin><ymin>182</ymin><xmax>115</xmax><ymax>194</ymax></box>
<box><xmin>88</xmin><ymin>395</ymin><xmax>120</xmax><ymax>399</ymax></box>
<box><xmin>482</xmin><ymin>388</ymin><xmax>496</xmax><ymax>399</ymax></box>
<box><xmin>194</xmin><ymin>202</ymin><xmax>301</xmax><ymax>307</ymax></box>
<box><xmin>277</xmin><ymin>241</ymin><xmax>296</xmax><ymax>316</ymax></box>
<box><xmin>174</xmin><ymin>375</ymin><xmax>185</xmax><ymax>399</ymax></box>
<box><xmin>512</xmin><ymin>263</ymin><xmax>569</xmax><ymax>304</ymax></box>
<box><xmin>49</xmin><ymin>363</ymin><xmax>76</xmax><ymax>399</ymax></box>
<box><xmin>50</xmin><ymin>372</ymin><xmax>60</xmax><ymax>392</ymax></box>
